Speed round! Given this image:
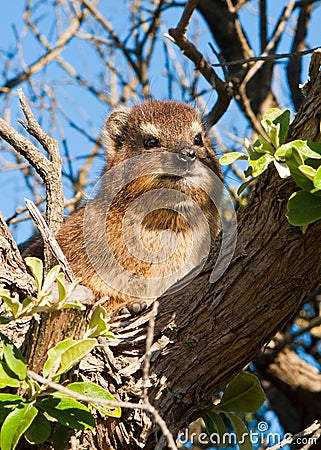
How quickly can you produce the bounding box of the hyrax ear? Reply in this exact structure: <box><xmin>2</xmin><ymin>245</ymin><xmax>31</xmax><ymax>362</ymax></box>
<box><xmin>104</xmin><ymin>107</ymin><xmax>131</xmax><ymax>146</ymax></box>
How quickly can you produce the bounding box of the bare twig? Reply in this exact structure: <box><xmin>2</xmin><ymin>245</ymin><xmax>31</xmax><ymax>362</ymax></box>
<box><xmin>142</xmin><ymin>301</ymin><xmax>159</xmax><ymax>401</ymax></box>
<box><xmin>17</xmin><ymin>89</ymin><xmax>64</xmax><ymax>233</ymax></box>
<box><xmin>287</xmin><ymin>2</ymin><xmax>313</xmax><ymax>109</ymax></box>
<box><xmin>266</xmin><ymin>420</ymin><xmax>321</xmax><ymax>450</ymax></box>
<box><xmin>0</xmin><ymin>6</ymin><xmax>88</xmax><ymax>95</ymax></box>
<box><xmin>174</xmin><ymin>0</ymin><xmax>200</xmax><ymax>35</ymax></box>
<box><xmin>212</xmin><ymin>46</ymin><xmax>321</xmax><ymax>67</ymax></box>
<box><xmin>240</xmin><ymin>0</ymin><xmax>296</xmax><ymax>88</ymax></box>
<box><xmin>167</xmin><ymin>0</ymin><xmax>233</xmax><ymax>127</ymax></box>
<box><xmin>235</xmin><ymin>0</ymin><xmax>296</xmax><ymax>135</ymax></box>
<box><xmin>0</xmin><ymin>90</ymin><xmax>64</xmax><ymax>269</ymax></box>
<box><xmin>270</xmin><ymin>314</ymin><xmax>321</xmax><ymax>358</ymax></box>
<box><xmin>24</xmin><ymin>199</ymin><xmax>74</xmax><ymax>282</ymax></box>
<box><xmin>259</xmin><ymin>0</ymin><xmax>267</xmax><ymax>52</ymax></box>
<box><xmin>0</xmin><ymin>212</ymin><xmax>36</xmax><ymax>296</ymax></box>
<box><xmin>225</xmin><ymin>0</ymin><xmax>254</xmax><ymax>60</ymax></box>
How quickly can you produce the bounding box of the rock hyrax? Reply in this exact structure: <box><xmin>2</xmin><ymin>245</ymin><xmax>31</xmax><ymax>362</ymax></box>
<box><xmin>26</xmin><ymin>101</ymin><xmax>223</xmax><ymax>312</ymax></box>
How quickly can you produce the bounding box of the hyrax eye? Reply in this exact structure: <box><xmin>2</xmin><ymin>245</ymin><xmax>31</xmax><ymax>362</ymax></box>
<box><xmin>193</xmin><ymin>133</ymin><xmax>203</xmax><ymax>146</ymax></box>
<box><xmin>143</xmin><ymin>136</ymin><xmax>160</xmax><ymax>148</ymax></box>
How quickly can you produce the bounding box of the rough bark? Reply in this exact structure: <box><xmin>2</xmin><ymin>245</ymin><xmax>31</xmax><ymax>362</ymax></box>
<box><xmin>0</xmin><ymin>213</ymin><xmax>36</xmax><ymax>297</ymax></box>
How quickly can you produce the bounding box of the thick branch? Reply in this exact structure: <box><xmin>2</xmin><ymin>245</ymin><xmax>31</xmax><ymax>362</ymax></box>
<box><xmin>287</xmin><ymin>3</ymin><xmax>313</xmax><ymax>110</ymax></box>
<box><xmin>0</xmin><ymin>91</ymin><xmax>64</xmax><ymax>268</ymax></box>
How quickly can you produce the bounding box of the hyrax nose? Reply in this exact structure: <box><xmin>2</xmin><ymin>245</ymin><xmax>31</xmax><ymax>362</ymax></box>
<box><xmin>177</xmin><ymin>148</ymin><xmax>196</xmax><ymax>163</ymax></box>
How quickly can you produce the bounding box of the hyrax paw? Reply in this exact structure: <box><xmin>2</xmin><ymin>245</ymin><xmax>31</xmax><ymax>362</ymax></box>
<box><xmin>128</xmin><ymin>300</ymin><xmax>147</xmax><ymax>314</ymax></box>
<box><xmin>117</xmin><ymin>300</ymin><xmax>147</xmax><ymax>316</ymax></box>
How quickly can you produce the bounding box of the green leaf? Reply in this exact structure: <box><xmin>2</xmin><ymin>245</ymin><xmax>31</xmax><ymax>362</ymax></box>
<box><xmin>43</xmin><ymin>338</ymin><xmax>77</xmax><ymax>378</ymax></box>
<box><xmin>61</xmin><ymin>381</ymin><xmax>121</xmax><ymax>418</ymax></box>
<box><xmin>286</xmin><ymin>158</ymin><xmax>314</xmax><ymax>191</ymax></box>
<box><xmin>313</xmin><ymin>165</ymin><xmax>321</xmax><ymax>189</ymax></box>
<box><xmin>254</xmin><ymin>136</ymin><xmax>275</xmax><ymax>154</ymax></box>
<box><xmin>85</xmin><ymin>306</ymin><xmax>114</xmax><ymax>339</ymax></box>
<box><xmin>57</xmin><ymin>339</ymin><xmax>97</xmax><ymax>376</ymax></box>
<box><xmin>0</xmin><ymin>394</ymin><xmax>23</xmax><ymax>403</ymax></box>
<box><xmin>21</xmin><ymin>297</ymin><xmax>33</xmax><ymax>312</ymax></box>
<box><xmin>220</xmin><ymin>152</ymin><xmax>246</xmax><ymax>165</ymax></box>
<box><xmin>219</xmin><ymin>372</ymin><xmax>265</xmax><ymax>413</ymax></box>
<box><xmin>270</xmin><ymin>122</ymin><xmax>280</xmax><ymax>148</ymax></box>
<box><xmin>287</xmin><ymin>190</ymin><xmax>321</xmax><ymax>226</ymax></box>
<box><xmin>0</xmin><ymin>362</ymin><xmax>20</xmax><ymax>388</ymax></box>
<box><xmin>56</xmin><ymin>273</ymin><xmax>67</xmax><ymax>302</ymax></box>
<box><xmin>274</xmin><ymin>109</ymin><xmax>290</xmax><ymax>145</ymax></box>
<box><xmin>237</xmin><ymin>180</ymin><xmax>252</xmax><ymax>196</ymax></box>
<box><xmin>0</xmin><ymin>291</ymin><xmax>20</xmax><ymax>317</ymax></box>
<box><xmin>0</xmin><ymin>333</ymin><xmax>27</xmax><ymax>381</ymax></box>
<box><xmin>204</xmin><ymin>412</ymin><xmax>228</xmax><ymax>447</ymax></box>
<box><xmin>43</xmin><ymin>338</ymin><xmax>97</xmax><ymax>378</ymax></box>
<box><xmin>298</xmin><ymin>165</ymin><xmax>316</xmax><ymax>181</ymax></box>
<box><xmin>40</xmin><ymin>396</ymin><xmax>95</xmax><ymax>430</ymax></box>
<box><xmin>276</xmin><ymin>140</ymin><xmax>321</xmax><ymax>161</ymax></box>
<box><xmin>41</xmin><ymin>265</ymin><xmax>61</xmax><ymax>295</ymax></box>
<box><xmin>60</xmin><ymin>302</ymin><xmax>85</xmax><ymax>310</ymax></box>
<box><xmin>261</xmin><ymin>108</ymin><xmax>290</xmax><ymax>147</ymax></box>
<box><xmin>0</xmin><ymin>403</ymin><xmax>38</xmax><ymax>450</ymax></box>
<box><xmin>25</xmin><ymin>257</ymin><xmax>43</xmax><ymax>291</ymax></box>
<box><xmin>0</xmin><ymin>394</ymin><xmax>24</xmax><ymax>422</ymax></box>
<box><xmin>24</xmin><ymin>411</ymin><xmax>51</xmax><ymax>445</ymax></box>
<box><xmin>261</xmin><ymin>108</ymin><xmax>290</xmax><ymax>145</ymax></box>
<box><xmin>248</xmin><ymin>152</ymin><xmax>274</xmax><ymax>177</ymax></box>
<box><xmin>226</xmin><ymin>412</ymin><xmax>253</xmax><ymax>450</ymax></box>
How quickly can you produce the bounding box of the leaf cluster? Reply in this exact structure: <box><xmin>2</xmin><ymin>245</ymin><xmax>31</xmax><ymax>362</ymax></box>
<box><xmin>204</xmin><ymin>372</ymin><xmax>266</xmax><ymax>450</ymax></box>
<box><xmin>0</xmin><ymin>257</ymin><xmax>84</xmax><ymax>323</ymax></box>
<box><xmin>0</xmin><ymin>333</ymin><xmax>120</xmax><ymax>449</ymax></box>
<box><xmin>0</xmin><ymin>258</ymin><xmax>119</xmax><ymax>449</ymax></box>
<box><xmin>220</xmin><ymin>108</ymin><xmax>321</xmax><ymax>228</ymax></box>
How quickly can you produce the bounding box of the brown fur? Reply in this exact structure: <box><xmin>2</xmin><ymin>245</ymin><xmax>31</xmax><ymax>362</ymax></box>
<box><xmin>24</xmin><ymin>101</ymin><xmax>223</xmax><ymax>311</ymax></box>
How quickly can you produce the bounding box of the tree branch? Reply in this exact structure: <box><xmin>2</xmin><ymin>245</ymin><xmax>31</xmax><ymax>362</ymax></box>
<box><xmin>0</xmin><ymin>90</ymin><xmax>64</xmax><ymax>268</ymax></box>
<box><xmin>167</xmin><ymin>0</ymin><xmax>233</xmax><ymax>127</ymax></box>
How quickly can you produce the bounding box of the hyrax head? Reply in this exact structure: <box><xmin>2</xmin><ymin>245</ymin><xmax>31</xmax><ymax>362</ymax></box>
<box><xmin>101</xmin><ymin>100</ymin><xmax>223</xmax><ymax>228</ymax></box>
<box><xmin>103</xmin><ymin>100</ymin><xmax>223</xmax><ymax>179</ymax></box>
<box><xmin>99</xmin><ymin>100</ymin><xmax>223</xmax><ymax>246</ymax></box>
